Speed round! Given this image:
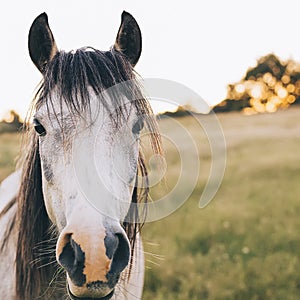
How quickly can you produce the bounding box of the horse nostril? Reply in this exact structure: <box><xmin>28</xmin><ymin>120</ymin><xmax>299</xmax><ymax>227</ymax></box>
<box><xmin>58</xmin><ymin>234</ymin><xmax>86</xmax><ymax>287</ymax></box>
<box><xmin>109</xmin><ymin>233</ymin><xmax>130</xmax><ymax>275</ymax></box>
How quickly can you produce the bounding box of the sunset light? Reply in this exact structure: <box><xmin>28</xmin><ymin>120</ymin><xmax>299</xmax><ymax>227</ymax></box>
<box><xmin>1</xmin><ymin>2</ymin><xmax>300</xmax><ymax>300</ymax></box>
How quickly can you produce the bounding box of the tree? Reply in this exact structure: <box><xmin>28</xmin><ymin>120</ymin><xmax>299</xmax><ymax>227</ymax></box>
<box><xmin>0</xmin><ymin>110</ymin><xmax>23</xmax><ymax>133</ymax></box>
<box><xmin>213</xmin><ymin>54</ymin><xmax>300</xmax><ymax>114</ymax></box>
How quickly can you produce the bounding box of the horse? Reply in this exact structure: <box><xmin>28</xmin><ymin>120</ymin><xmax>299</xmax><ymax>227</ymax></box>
<box><xmin>0</xmin><ymin>11</ymin><xmax>162</xmax><ymax>300</ymax></box>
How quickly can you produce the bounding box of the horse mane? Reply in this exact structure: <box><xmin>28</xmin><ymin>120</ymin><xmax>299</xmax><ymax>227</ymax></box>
<box><xmin>16</xmin><ymin>132</ymin><xmax>59</xmax><ymax>299</ymax></box>
<box><xmin>14</xmin><ymin>48</ymin><xmax>162</xmax><ymax>299</ymax></box>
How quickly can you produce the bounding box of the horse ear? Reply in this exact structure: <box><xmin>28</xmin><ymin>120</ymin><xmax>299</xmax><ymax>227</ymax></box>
<box><xmin>114</xmin><ymin>11</ymin><xmax>142</xmax><ymax>67</ymax></box>
<box><xmin>28</xmin><ymin>13</ymin><xmax>58</xmax><ymax>73</ymax></box>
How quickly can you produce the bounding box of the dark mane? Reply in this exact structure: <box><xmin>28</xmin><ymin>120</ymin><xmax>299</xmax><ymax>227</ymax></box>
<box><xmin>14</xmin><ymin>48</ymin><xmax>162</xmax><ymax>299</ymax></box>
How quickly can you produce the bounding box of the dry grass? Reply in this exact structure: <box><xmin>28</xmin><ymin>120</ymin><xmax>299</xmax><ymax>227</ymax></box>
<box><xmin>0</xmin><ymin>132</ymin><xmax>20</xmax><ymax>182</ymax></box>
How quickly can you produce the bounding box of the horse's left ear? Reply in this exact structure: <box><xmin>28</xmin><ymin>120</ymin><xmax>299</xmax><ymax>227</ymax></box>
<box><xmin>114</xmin><ymin>11</ymin><xmax>142</xmax><ymax>67</ymax></box>
<box><xmin>28</xmin><ymin>12</ymin><xmax>58</xmax><ymax>73</ymax></box>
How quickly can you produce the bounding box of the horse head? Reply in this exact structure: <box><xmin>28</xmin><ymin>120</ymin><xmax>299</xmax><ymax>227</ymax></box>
<box><xmin>27</xmin><ymin>12</ymin><xmax>146</xmax><ymax>299</ymax></box>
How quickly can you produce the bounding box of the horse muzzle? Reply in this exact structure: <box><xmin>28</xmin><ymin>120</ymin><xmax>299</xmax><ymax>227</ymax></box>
<box><xmin>56</xmin><ymin>222</ymin><xmax>130</xmax><ymax>299</ymax></box>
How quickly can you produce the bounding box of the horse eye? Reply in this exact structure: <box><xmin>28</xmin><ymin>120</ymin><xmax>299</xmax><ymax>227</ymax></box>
<box><xmin>33</xmin><ymin>118</ymin><xmax>46</xmax><ymax>136</ymax></box>
<box><xmin>132</xmin><ymin>118</ymin><xmax>144</xmax><ymax>135</ymax></box>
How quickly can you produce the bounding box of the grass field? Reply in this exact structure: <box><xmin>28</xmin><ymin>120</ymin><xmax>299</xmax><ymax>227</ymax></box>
<box><xmin>0</xmin><ymin>132</ymin><xmax>20</xmax><ymax>181</ymax></box>
<box><xmin>1</xmin><ymin>107</ymin><xmax>300</xmax><ymax>299</ymax></box>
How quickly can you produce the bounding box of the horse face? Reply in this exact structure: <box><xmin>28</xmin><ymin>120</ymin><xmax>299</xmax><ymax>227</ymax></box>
<box><xmin>35</xmin><ymin>95</ymin><xmax>141</xmax><ymax>226</ymax></box>
<box><xmin>35</xmin><ymin>95</ymin><xmax>141</xmax><ymax>298</ymax></box>
<box><xmin>29</xmin><ymin>12</ymin><xmax>143</xmax><ymax>299</ymax></box>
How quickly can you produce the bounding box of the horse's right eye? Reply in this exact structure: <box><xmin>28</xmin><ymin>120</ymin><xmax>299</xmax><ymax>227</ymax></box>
<box><xmin>33</xmin><ymin>118</ymin><xmax>47</xmax><ymax>136</ymax></box>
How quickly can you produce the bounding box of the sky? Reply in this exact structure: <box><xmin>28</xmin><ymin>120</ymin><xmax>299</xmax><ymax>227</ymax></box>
<box><xmin>1</xmin><ymin>0</ymin><xmax>300</xmax><ymax>119</ymax></box>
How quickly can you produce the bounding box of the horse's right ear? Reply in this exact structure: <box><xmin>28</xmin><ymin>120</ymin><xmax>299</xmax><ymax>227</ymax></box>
<box><xmin>28</xmin><ymin>13</ymin><xmax>58</xmax><ymax>73</ymax></box>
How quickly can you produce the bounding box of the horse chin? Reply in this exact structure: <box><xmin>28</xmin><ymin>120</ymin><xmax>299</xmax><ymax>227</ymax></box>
<box><xmin>67</xmin><ymin>285</ymin><xmax>115</xmax><ymax>300</ymax></box>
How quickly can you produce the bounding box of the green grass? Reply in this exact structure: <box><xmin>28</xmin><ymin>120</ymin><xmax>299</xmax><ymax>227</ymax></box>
<box><xmin>1</xmin><ymin>108</ymin><xmax>300</xmax><ymax>299</ymax></box>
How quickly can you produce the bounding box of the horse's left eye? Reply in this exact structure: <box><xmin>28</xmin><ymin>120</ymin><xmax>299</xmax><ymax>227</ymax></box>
<box><xmin>33</xmin><ymin>118</ymin><xmax>47</xmax><ymax>136</ymax></box>
<box><xmin>132</xmin><ymin>118</ymin><xmax>144</xmax><ymax>134</ymax></box>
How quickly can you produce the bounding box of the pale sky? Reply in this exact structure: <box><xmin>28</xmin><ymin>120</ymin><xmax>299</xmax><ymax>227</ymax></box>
<box><xmin>1</xmin><ymin>0</ymin><xmax>300</xmax><ymax>119</ymax></box>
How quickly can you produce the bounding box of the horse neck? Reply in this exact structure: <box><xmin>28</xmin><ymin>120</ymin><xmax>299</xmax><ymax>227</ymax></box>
<box><xmin>0</xmin><ymin>171</ymin><xmax>21</xmax><ymax>252</ymax></box>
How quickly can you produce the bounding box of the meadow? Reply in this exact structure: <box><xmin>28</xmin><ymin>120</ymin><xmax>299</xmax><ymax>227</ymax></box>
<box><xmin>0</xmin><ymin>107</ymin><xmax>300</xmax><ymax>299</ymax></box>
